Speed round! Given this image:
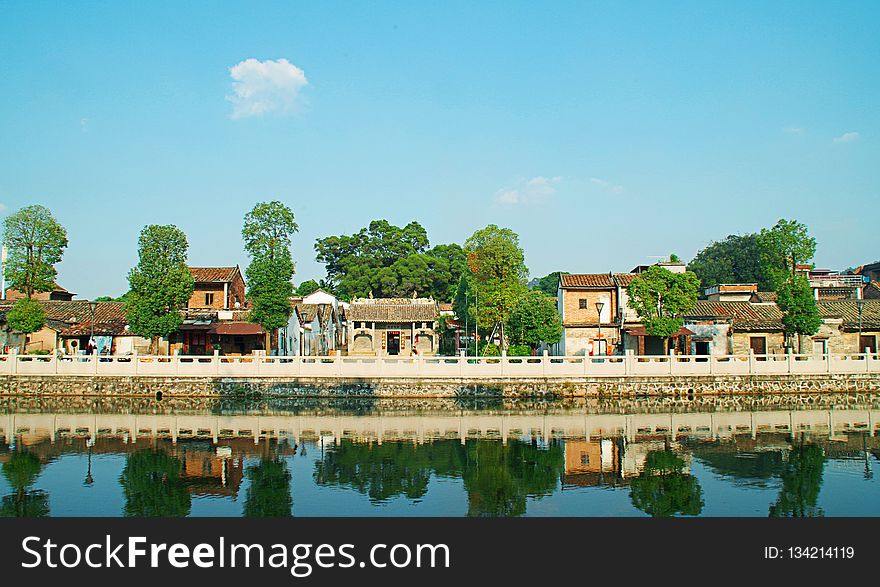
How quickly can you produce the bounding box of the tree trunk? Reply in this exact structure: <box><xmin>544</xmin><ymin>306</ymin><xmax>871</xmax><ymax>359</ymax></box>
<box><xmin>265</xmin><ymin>331</ymin><xmax>272</xmax><ymax>356</ymax></box>
<box><xmin>151</xmin><ymin>335</ymin><xmax>159</xmax><ymax>356</ymax></box>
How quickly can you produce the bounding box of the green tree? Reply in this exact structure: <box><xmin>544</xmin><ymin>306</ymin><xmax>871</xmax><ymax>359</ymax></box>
<box><xmin>626</xmin><ymin>266</ymin><xmax>700</xmax><ymax>352</ymax></box>
<box><xmin>242</xmin><ymin>201</ymin><xmax>299</xmax><ymax>353</ymax></box>
<box><xmin>244</xmin><ymin>456</ymin><xmax>293</xmax><ymax>517</ymax></box>
<box><xmin>507</xmin><ymin>289</ymin><xmax>562</xmax><ymax>351</ymax></box>
<box><xmin>757</xmin><ymin>219</ymin><xmax>816</xmax><ymax>288</ymax></box>
<box><xmin>462</xmin><ymin>225</ymin><xmax>529</xmax><ymax>350</ymax></box>
<box><xmin>0</xmin><ymin>451</ymin><xmax>50</xmax><ymax>518</ymax></box>
<box><xmin>769</xmin><ymin>443</ymin><xmax>825</xmax><ymax>517</ymax></box>
<box><xmin>629</xmin><ymin>450</ymin><xmax>703</xmax><ymax>517</ymax></box>
<box><xmin>294</xmin><ymin>279</ymin><xmax>321</xmax><ymax>297</ymax></box>
<box><xmin>688</xmin><ymin>234</ymin><xmax>770</xmax><ymax>291</ymax></box>
<box><xmin>532</xmin><ymin>271</ymin><xmax>567</xmax><ymax>297</ymax></box>
<box><xmin>314</xmin><ymin>220</ymin><xmax>466</xmax><ymax>300</ymax></box>
<box><xmin>776</xmin><ymin>275</ymin><xmax>821</xmax><ymax>352</ymax></box>
<box><xmin>5</xmin><ymin>297</ymin><xmax>47</xmax><ymax>352</ymax></box>
<box><xmin>2</xmin><ymin>204</ymin><xmax>68</xmax><ymax>298</ymax></box>
<box><xmin>120</xmin><ymin>450</ymin><xmax>191</xmax><ymax>517</ymax></box>
<box><xmin>124</xmin><ymin>225</ymin><xmax>194</xmax><ymax>354</ymax></box>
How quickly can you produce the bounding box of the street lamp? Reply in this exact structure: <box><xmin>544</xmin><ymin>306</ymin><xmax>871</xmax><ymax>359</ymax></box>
<box><xmin>595</xmin><ymin>301</ymin><xmax>605</xmax><ymax>355</ymax></box>
<box><xmin>89</xmin><ymin>301</ymin><xmax>98</xmax><ymax>355</ymax></box>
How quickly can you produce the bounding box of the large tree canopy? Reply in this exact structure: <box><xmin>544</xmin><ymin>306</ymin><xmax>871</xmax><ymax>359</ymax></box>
<box><xmin>627</xmin><ymin>266</ymin><xmax>700</xmax><ymax>348</ymax></box>
<box><xmin>757</xmin><ymin>219</ymin><xmax>816</xmax><ymax>288</ymax></box>
<box><xmin>242</xmin><ymin>201</ymin><xmax>299</xmax><ymax>352</ymax></box>
<box><xmin>314</xmin><ymin>220</ymin><xmax>466</xmax><ymax>300</ymax></box>
<box><xmin>776</xmin><ymin>275</ymin><xmax>821</xmax><ymax>351</ymax></box>
<box><xmin>507</xmin><ymin>289</ymin><xmax>562</xmax><ymax>350</ymax></box>
<box><xmin>531</xmin><ymin>271</ymin><xmax>567</xmax><ymax>297</ymax></box>
<box><xmin>688</xmin><ymin>234</ymin><xmax>770</xmax><ymax>291</ymax></box>
<box><xmin>124</xmin><ymin>225</ymin><xmax>194</xmax><ymax>354</ymax></box>
<box><xmin>2</xmin><ymin>204</ymin><xmax>68</xmax><ymax>298</ymax></box>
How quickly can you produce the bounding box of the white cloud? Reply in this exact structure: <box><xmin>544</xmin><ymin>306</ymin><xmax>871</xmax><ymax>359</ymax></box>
<box><xmin>589</xmin><ymin>177</ymin><xmax>625</xmax><ymax>195</ymax></box>
<box><xmin>783</xmin><ymin>126</ymin><xmax>804</xmax><ymax>135</ymax></box>
<box><xmin>833</xmin><ymin>131</ymin><xmax>859</xmax><ymax>143</ymax></box>
<box><xmin>80</xmin><ymin>118</ymin><xmax>89</xmax><ymax>132</ymax></box>
<box><xmin>226</xmin><ymin>58</ymin><xmax>309</xmax><ymax>119</ymax></box>
<box><xmin>493</xmin><ymin>176</ymin><xmax>561</xmax><ymax>206</ymax></box>
<box><xmin>0</xmin><ymin>203</ymin><xmax>7</xmax><ymax>214</ymax></box>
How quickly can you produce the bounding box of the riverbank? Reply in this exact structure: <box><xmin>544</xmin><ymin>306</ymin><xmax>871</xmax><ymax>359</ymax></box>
<box><xmin>3</xmin><ymin>372</ymin><xmax>880</xmax><ymax>397</ymax></box>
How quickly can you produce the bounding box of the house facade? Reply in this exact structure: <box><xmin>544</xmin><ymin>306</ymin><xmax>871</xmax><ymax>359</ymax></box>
<box><xmin>556</xmin><ymin>273</ymin><xmax>637</xmax><ymax>356</ymax></box>
<box><xmin>187</xmin><ymin>266</ymin><xmax>247</xmax><ymax>311</ymax></box>
<box><xmin>347</xmin><ymin>297</ymin><xmax>438</xmax><ymax>357</ymax></box>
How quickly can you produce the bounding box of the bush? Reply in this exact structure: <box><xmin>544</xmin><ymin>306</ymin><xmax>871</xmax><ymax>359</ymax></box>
<box><xmin>478</xmin><ymin>342</ymin><xmax>501</xmax><ymax>356</ymax></box>
<box><xmin>507</xmin><ymin>344</ymin><xmax>532</xmax><ymax>357</ymax></box>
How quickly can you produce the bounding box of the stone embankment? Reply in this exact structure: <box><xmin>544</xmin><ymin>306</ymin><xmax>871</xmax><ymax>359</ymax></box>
<box><xmin>2</xmin><ymin>373</ymin><xmax>879</xmax><ymax>398</ymax></box>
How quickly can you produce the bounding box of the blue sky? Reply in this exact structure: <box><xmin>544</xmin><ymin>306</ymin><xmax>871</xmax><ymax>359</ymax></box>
<box><xmin>1</xmin><ymin>1</ymin><xmax>877</xmax><ymax>299</ymax></box>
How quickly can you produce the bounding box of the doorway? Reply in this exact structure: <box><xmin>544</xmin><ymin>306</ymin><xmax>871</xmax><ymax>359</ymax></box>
<box><xmin>750</xmin><ymin>336</ymin><xmax>766</xmax><ymax>357</ymax></box>
<box><xmin>859</xmin><ymin>335</ymin><xmax>876</xmax><ymax>353</ymax></box>
<box><xmin>387</xmin><ymin>331</ymin><xmax>401</xmax><ymax>355</ymax></box>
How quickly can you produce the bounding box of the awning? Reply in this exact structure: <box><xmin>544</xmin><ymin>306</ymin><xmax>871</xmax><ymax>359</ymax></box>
<box><xmin>624</xmin><ymin>325</ymin><xmax>695</xmax><ymax>337</ymax></box>
<box><xmin>210</xmin><ymin>322</ymin><xmax>264</xmax><ymax>336</ymax></box>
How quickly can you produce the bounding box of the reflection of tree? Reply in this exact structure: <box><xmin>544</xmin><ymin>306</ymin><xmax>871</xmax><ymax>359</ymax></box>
<box><xmin>120</xmin><ymin>450</ymin><xmax>191</xmax><ymax>517</ymax></box>
<box><xmin>313</xmin><ymin>438</ymin><xmax>564</xmax><ymax>516</ymax></box>
<box><xmin>0</xmin><ymin>451</ymin><xmax>50</xmax><ymax>518</ymax></box>
<box><xmin>244</xmin><ymin>457</ymin><xmax>292</xmax><ymax>517</ymax></box>
<box><xmin>690</xmin><ymin>443</ymin><xmax>786</xmax><ymax>487</ymax></box>
<box><xmin>630</xmin><ymin>450</ymin><xmax>703</xmax><ymax>517</ymax></box>
<box><xmin>769</xmin><ymin>443</ymin><xmax>825</xmax><ymax>517</ymax></box>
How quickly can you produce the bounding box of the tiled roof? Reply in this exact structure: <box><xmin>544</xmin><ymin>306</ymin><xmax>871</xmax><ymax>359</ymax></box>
<box><xmin>189</xmin><ymin>266</ymin><xmax>239</xmax><ymax>283</ymax></box>
<box><xmin>817</xmin><ymin>300</ymin><xmax>880</xmax><ymax>330</ymax></box>
<box><xmin>438</xmin><ymin>302</ymin><xmax>454</xmax><ymax>312</ymax></box>
<box><xmin>348</xmin><ymin>298</ymin><xmax>438</xmax><ymax>323</ymax></box>
<box><xmin>752</xmin><ymin>291</ymin><xmax>778</xmax><ymax>302</ymax></box>
<box><xmin>687</xmin><ymin>301</ymin><xmax>784</xmax><ymax>331</ymax></box>
<box><xmin>560</xmin><ymin>273</ymin><xmax>637</xmax><ymax>288</ymax></box>
<box><xmin>0</xmin><ymin>300</ymin><xmax>131</xmax><ymax>336</ymax></box>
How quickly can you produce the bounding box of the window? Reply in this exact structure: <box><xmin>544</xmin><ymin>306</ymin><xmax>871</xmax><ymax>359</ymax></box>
<box><xmin>205</xmin><ymin>293</ymin><xmax>214</xmax><ymax>306</ymax></box>
<box><xmin>580</xmin><ymin>452</ymin><xmax>589</xmax><ymax>465</ymax></box>
<box><xmin>859</xmin><ymin>335</ymin><xmax>876</xmax><ymax>353</ymax></box>
<box><xmin>579</xmin><ymin>299</ymin><xmax>588</xmax><ymax>309</ymax></box>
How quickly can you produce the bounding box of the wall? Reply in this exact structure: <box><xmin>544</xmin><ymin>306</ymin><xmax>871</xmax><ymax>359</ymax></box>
<box><xmin>561</xmin><ymin>289</ymin><xmax>615</xmax><ymax>326</ymax></box>
<box><xmin>731</xmin><ymin>332</ymin><xmax>785</xmax><ymax>355</ymax></box>
<box><xmin>188</xmin><ymin>284</ymin><xmax>227</xmax><ymax>310</ymax></box>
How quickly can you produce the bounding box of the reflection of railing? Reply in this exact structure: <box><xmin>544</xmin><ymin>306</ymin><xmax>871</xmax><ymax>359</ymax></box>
<box><xmin>2</xmin><ymin>349</ymin><xmax>879</xmax><ymax>378</ymax></box>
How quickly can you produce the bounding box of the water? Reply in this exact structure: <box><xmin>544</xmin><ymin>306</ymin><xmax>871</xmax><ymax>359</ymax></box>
<box><xmin>1</xmin><ymin>395</ymin><xmax>878</xmax><ymax>517</ymax></box>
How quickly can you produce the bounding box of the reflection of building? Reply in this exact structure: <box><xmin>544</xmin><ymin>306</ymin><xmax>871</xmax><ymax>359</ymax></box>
<box><xmin>563</xmin><ymin>439</ymin><xmax>624</xmax><ymax>487</ymax></box>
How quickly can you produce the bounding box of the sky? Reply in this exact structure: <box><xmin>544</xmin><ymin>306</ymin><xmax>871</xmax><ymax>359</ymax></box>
<box><xmin>1</xmin><ymin>0</ymin><xmax>877</xmax><ymax>299</ymax></box>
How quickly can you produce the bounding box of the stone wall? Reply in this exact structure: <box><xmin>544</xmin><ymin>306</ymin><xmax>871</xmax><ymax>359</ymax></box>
<box><xmin>3</xmin><ymin>372</ymin><xmax>880</xmax><ymax>398</ymax></box>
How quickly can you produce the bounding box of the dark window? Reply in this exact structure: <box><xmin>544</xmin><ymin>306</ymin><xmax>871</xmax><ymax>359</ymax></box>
<box><xmin>580</xmin><ymin>452</ymin><xmax>589</xmax><ymax>465</ymax></box>
<box><xmin>205</xmin><ymin>293</ymin><xmax>214</xmax><ymax>306</ymax></box>
<box><xmin>579</xmin><ymin>299</ymin><xmax>588</xmax><ymax>309</ymax></box>
<box><xmin>859</xmin><ymin>335</ymin><xmax>876</xmax><ymax>353</ymax></box>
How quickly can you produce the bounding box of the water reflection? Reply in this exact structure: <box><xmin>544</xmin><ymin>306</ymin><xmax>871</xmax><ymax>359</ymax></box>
<box><xmin>1</xmin><ymin>450</ymin><xmax>50</xmax><ymax>517</ymax></box>
<box><xmin>0</xmin><ymin>395</ymin><xmax>877</xmax><ymax>517</ymax></box>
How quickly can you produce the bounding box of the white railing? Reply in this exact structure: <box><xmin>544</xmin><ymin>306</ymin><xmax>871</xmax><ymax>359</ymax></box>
<box><xmin>2</xmin><ymin>349</ymin><xmax>879</xmax><ymax>378</ymax></box>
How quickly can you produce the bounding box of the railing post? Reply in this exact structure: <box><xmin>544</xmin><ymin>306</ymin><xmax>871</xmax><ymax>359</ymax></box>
<box><xmin>748</xmin><ymin>349</ymin><xmax>754</xmax><ymax>374</ymax></box>
<box><xmin>826</xmin><ymin>350</ymin><xmax>832</xmax><ymax>374</ymax></box>
<box><xmin>786</xmin><ymin>347</ymin><xmax>793</xmax><ymax>374</ymax></box>
<box><xmin>336</xmin><ymin>355</ymin><xmax>342</xmax><ymax>377</ymax></box>
<box><xmin>94</xmin><ymin>352</ymin><xmax>99</xmax><ymax>375</ymax></box>
<box><xmin>214</xmin><ymin>350</ymin><xmax>220</xmax><ymax>376</ymax></box>
<box><xmin>9</xmin><ymin>349</ymin><xmax>18</xmax><ymax>375</ymax></box>
<box><xmin>625</xmin><ymin>349</ymin><xmax>634</xmax><ymax>375</ymax></box>
<box><xmin>669</xmin><ymin>349</ymin><xmax>675</xmax><ymax>375</ymax></box>
<box><xmin>53</xmin><ymin>351</ymin><xmax>59</xmax><ymax>375</ymax></box>
<box><xmin>501</xmin><ymin>350</ymin><xmax>506</xmax><ymax>377</ymax></box>
<box><xmin>542</xmin><ymin>350</ymin><xmax>548</xmax><ymax>377</ymax></box>
<box><xmin>418</xmin><ymin>354</ymin><xmax>424</xmax><ymax>376</ymax></box>
<box><xmin>133</xmin><ymin>349</ymin><xmax>139</xmax><ymax>376</ymax></box>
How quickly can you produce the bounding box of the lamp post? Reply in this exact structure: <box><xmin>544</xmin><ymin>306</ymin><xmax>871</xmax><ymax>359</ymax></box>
<box><xmin>89</xmin><ymin>301</ymin><xmax>98</xmax><ymax>354</ymax></box>
<box><xmin>595</xmin><ymin>301</ymin><xmax>605</xmax><ymax>355</ymax></box>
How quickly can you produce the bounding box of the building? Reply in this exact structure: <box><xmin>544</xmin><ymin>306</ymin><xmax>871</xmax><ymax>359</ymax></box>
<box><xmin>187</xmin><ymin>266</ymin><xmax>247</xmax><ymax>310</ymax></box>
<box><xmin>173</xmin><ymin>309</ymin><xmax>265</xmax><ymax>356</ymax></box>
<box><xmin>815</xmin><ymin>299</ymin><xmax>880</xmax><ymax>354</ymax></box>
<box><xmin>347</xmin><ymin>297</ymin><xmax>438</xmax><ymax>356</ymax></box>
<box><xmin>684</xmin><ymin>300</ymin><xmax>785</xmax><ymax>355</ymax></box>
<box><xmin>287</xmin><ymin>289</ymin><xmax>344</xmax><ymax>356</ymax></box>
<box><xmin>556</xmin><ymin>273</ymin><xmax>637</xmax><ymax>356</ymax></box>
<box><xmin>4</xmin><ymin>283</ymin><xmax>75</xmax><ymax>302</ymax></box>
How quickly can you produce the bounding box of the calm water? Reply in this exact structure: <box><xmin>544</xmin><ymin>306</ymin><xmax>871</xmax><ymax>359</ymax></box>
<box><xmin>1</xmin><ymin>395</ymin><xmax>878</xmax><ymax>517</ymax></box>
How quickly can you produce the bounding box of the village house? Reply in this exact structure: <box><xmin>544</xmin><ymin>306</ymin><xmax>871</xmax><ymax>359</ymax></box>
<box><xmin>556</xmin><ymin>273</ymin><xmax>638</xmax><ymax>356</ymax></box>
<box><xmin>0</xmin><ymin>300</ymin><xmax>150</xmax><ymax>354</ymax></box>
<box><xmin>4</xmin><ymin>283</ymin><xmax>76</xmax><ymax>302</ymax></box>
<box><xmin>187</xmin><ymin>266</ymin><xmax>247</xmax><ymax>310</ymax></box>
<box><xmin>288</xmin><ymin>289</ymin><xmax>344</xmax><ymax>356</ymax></box>
<box><xmin>347</xmin><ymin>297</ymin><xmax>438</xmax><ymax>356</ymax></box>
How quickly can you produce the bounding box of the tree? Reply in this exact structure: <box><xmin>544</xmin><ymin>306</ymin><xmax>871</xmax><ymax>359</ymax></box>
<box><xmin>294</xmin><ymin>279</ymin><xmax>321</xmax><ymax>297</ymax></box>
<box><xmin>244</xmin><ymin>456</ymin><xmax>293</xmax><ymax>517</ymax></box>
<box><xmin>242</xmin><ymin>201</ymin><xmax>299</xmax><ymax>353</ymax></box>
<box><xmin>314</xmin><ymin>220</ymin><xmax>466</xmax><ymax>300</ymax></box>
<box><xmin>776</xmin><ymin>275</ymin><xmax>821</xmax><ymax>352</ymax></box>
<box><xmin>5</xmin><ymin>297</ymin><xmax>46</xmax><ymax>352</ymax></box>
<box><xmin>532</xmin><ymin>271</ymin><xmax>567</xmax><ymax>297</ymax></box>
<box><xmin>462</xmin><ymin>225</ymin><xmax>529</xmax><ymax>350</ymax></box>
<box><xmin>626</xmin><ymin>266</ymin><xmax>700</xmax><ymax>352</ymax></box>
<box><xmin>2</xmin><ymin>204</ymin><xmax>68</xmax><ymax>299</ymax></box>
<box><xmin>757</xmin><ymin>219</ymin><xmax>816</xmax><ymax>288</ymax></box>
<box><xmin>688</xmin><ymin>234</ymin><xmax>770</xmax><ymax>291</ymax></box>
<box><xmin>507</xmin><ymin>290</ymin><xmax>562</xmax><ymax>351</ymax></box>
<box><xmin>124</xmin><ymin>225</ymin><xmax>194</xmax><ymax>354</ymax></box>
<box><xmin>630</xmin><ymin>449</ymin><xmax>704</xmax><ymax>517</ymax></box>
<box><xmin>120</xmin><ymin>450</ymin><xmax>191</xmax><ymax>517</ymax></box>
